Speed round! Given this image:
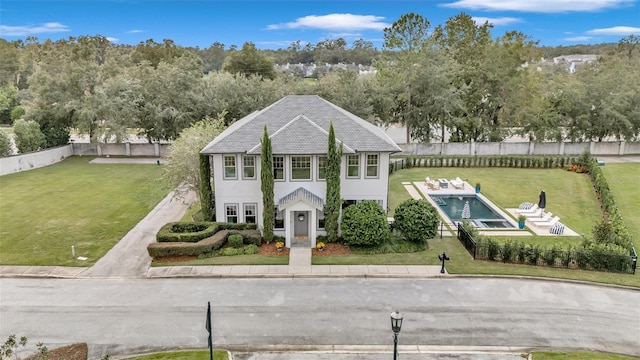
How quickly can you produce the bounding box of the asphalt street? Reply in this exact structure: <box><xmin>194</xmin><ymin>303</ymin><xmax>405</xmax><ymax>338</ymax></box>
<box><xmin>1</xmin><ymin>277</ymin><xmax>638</xmax><ymax>359</ymax></box>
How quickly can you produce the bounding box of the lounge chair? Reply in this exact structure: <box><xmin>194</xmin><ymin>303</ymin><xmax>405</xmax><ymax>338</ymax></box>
<box><xmin>516</xmin><ymin>204</ymin><xmax>539</xmax><ymax>215</ymax></box>
<box><xmin>549</xmin><ymin>222</ymin><xmax>565</xmax><ymax>235</ymax></box>
<box><xmin>534</xmin><ymin>216</ymin><xmax>560</xmax><ymax>228</ymax></box>
<box><xmin>450</xmin><ymin>177</ymin><xmax>464</xmax><ymax>189</ymax></box>
<box><xmin>425</xmin><ymin>177</ymin><xmax>440</xmax><ymax>190</ymax></box>
<box><xmin>528</xmin><ymin>212</ymin><xmax>553</xmax><ymax>223</ymax></box>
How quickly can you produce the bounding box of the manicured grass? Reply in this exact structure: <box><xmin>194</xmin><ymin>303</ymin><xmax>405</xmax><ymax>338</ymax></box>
<box><xmin>599</xmin><ymin>163</ymin><xmax>640</xmax><ymax>251</ymax></box>
<box><xmin>314</xmin><ymin>237</ymin><xmax>640</xmax><ymax>287</ymax></box>
<box><xmin>532</xmin><ymin>351</ymin><xmax>638</xmax><ymax>360</ymax></box>
<box><xmin>152</xmin><ymin>254</ymin><xmax>289</xmax><ymax>266</ymax></box>
<box><xmin>0</xmin><ymin>156</ymin><xmax>168</xmax><ymax>266</ymax></box>
<box><xmin>388</xmin><ymin>167</ymin><xmax>601</xmax><ymax>235</ymax></box>
<box><xmin>125</xmin><ymin>350</ymin><xmax>228</xmax><ymax>360</ymax></box>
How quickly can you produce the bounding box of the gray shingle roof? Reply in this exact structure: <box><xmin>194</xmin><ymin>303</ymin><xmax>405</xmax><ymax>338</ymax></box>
<box><xmin>201</xmin><ymin>95</ymin><xmax>401</xmax><ymax>155</ymax></box>
<box><xmin>278</xmin><ymin>187</ymin><xmax>324</xmax><ymax>210</ymax></box>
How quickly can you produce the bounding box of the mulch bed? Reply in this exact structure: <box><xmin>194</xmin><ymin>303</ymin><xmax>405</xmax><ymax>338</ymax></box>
<box><xmin>24</xmin><ymin>343</ymin><xmax>88</xmax><ymax>360</ymax></box>
<box><xmin>152</xmin><ymin>242</ymin><xmax>352</xmax><ymax>263</ymax></box>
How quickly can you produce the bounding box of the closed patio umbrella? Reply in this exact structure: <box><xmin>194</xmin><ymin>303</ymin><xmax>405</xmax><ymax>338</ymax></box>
<box><xmin>538</xmin><ymin>190</ymin><xmax>546</xmax><ymax>217</ymax></box>
<box><xmin>461</xmin><ymin>201</ymin><xmax>471</xmax><ymax>219</ymax></box>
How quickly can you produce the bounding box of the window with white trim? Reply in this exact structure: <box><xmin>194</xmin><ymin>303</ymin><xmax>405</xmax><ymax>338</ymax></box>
<box><xmin>317</xmin><ymin>156</ymin><xmax>327</xmax><ymax>180</ymax></box>
<box><xmin>291</xmin><ymin>156</ymin><xmax>311</xmax><ymax>180</ymax></box>
<box><xmin>273</xmin><ymin>156</ymin><xmax>284</xmax><ymax>180</ymax></box>
<box><xmin>225</xmin><ymin>204</ymin><xmax>238</xmax><ymax>223</ymax></box>
<box><xmin>244</xmin><ymin>204</ymin><xmax>257</xmax><ymax>224</ymax></box>
<box><xmin>366</xmin><ymin>154</ymin><xmax>379</xmax><ymax>178</ymax></box>
<box><xmin>243</xmin><ymin>156</ymin><xmax>256</xmax><ymax>179</ymax></box>
<box><xmin>347</xmin><ymin>154</ymin><xmax>360</xmax><ymax>178</ymax></box>
<box><xmin>317</xmin><ymin>209</ymin><xmax>325</xmax><ymax>229</ymax></box>
<box><xmin>223</xmin><ymin>155</ymin><xmax>237</xmax><ymax>179</ymax></box>
<box><xmin>274</xmin><ymin>207</ymin><xmax>284</xmax><ymax>229</ymax></box>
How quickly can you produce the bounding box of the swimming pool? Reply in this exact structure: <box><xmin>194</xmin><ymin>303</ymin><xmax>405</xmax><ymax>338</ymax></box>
<box><xmin>429</xmin><ymin>195</ymin><xmax>516</xmax><ymax>229</ymax></box>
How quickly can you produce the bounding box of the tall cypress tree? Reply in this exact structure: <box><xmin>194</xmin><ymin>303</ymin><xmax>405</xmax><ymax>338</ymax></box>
<box><xmin>198</xmin><ymin>154</ymin><xmax>214</xmax><ymax>220</ymax></box>
<box><xmin>261</xmin><ymin>125</ymin><xmax>275</xmax><ymax>243</ymax></box>
<box><xmin>325</xmin><ymin>122</ymin><xmax>342</xmax><ymax>242</ymax></box>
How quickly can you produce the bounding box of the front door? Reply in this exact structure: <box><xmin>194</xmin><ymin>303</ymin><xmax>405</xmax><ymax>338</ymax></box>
<box><xmin>293</xmin><ymin>211</ymin><xmax>309</xmax><ymax>243</ymax></box>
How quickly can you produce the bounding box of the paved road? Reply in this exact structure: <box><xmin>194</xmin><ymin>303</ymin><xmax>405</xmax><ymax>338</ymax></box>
<box><xmin>1</xmin><ymin>278</ymin><xmax>638</xmax><ymax>359</ymax></box>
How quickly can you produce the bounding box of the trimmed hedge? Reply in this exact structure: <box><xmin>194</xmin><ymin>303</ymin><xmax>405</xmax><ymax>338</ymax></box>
<box><xmin>389</xmin><ymin>155</ymin><xmax>576</xmax><ymax>174</ymax></box>
<box><xmin>148</xmin><ymin>230</ymin><xmax>230</xmax><ymax>258</ymax></box>
<box><xmin>156</xmin><ymin>222</ymin><xmax>218</xmax><ymax>243</ymax></box>
<box><xmin>149</xmin><ymin>222</ymin><xmax>262</xmax><ymax>258</ymax></box>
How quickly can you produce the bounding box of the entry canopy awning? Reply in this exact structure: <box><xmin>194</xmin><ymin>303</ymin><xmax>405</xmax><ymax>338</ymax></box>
<box><xmin>278</xmin><ymin>187</ymin><xmax>324</xmax><ymax>211</ymax></box>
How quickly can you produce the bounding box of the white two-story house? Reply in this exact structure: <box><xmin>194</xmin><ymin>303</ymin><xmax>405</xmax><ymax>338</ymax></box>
<box><xmin>200</xmin><ymin>95</ymin><xmax>401</xmax><ymax>248</ymax></box>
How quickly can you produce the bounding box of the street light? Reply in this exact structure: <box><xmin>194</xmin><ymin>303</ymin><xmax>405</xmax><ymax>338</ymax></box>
<box><xmin>390</xmin><ymin>311</ymin><xmax>403</xmax><ymax>360</ymax></box>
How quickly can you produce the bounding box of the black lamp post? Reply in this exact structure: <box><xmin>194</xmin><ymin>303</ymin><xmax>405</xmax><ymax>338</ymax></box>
<box><xmin>438</xmin><ymin>252</ymin><xmax>450</xmax><ymax>274</ymax></box>
<box><xmin>390</xmin><ymin>311</ymin><xmax>403</xmax><ymax>360</ymax></box>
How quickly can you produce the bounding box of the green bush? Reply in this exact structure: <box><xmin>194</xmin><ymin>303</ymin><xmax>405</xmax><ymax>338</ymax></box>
<box><xmin>243</xmin><ymin>244</ymin><xmax>259</xmax><ymax>254</ymax></box>
<box><xmin>228</xmin><ymin>234</ymin><xmax>243</xmax><ymax>248</ymax></box>
<box><xmin>156</xmin><ymin>222</ymin><xmax>218</xmax><ymax>243</ymax></box>
<box><xmin>229</xmin><ymin>229</ymin><xmax>262</xmax><ymax>245</ymax></box>
<box><xmin>148</xmin><ymin>230</ymin><xmax>229</xmax><ymax>258</ymax></box>
<box><xmin>217</xmin><ymin>223</ymin><xmax>257</xmax><ymax>230</ymax></box>
<box><xmin>340</xmin><ymin>200</ymin><xmax>390</xmax><ymax>248</ymax></box>
<box><xmin>393</xmin><ymin>199</ymin><xmax>440</xmax><ymax>244</ymax></box>
<box><xmin>221</xmin><ymin>247</ymin><xmax>243</xmax><ymax>256</ymax></box>
<box><xmin>0</xmin><ymin>130</ymin><xmax>12</xmax><ymax>157</ymax></box>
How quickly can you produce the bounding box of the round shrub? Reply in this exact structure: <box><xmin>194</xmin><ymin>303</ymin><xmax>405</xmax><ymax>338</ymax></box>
<box><xmin>228</xmin><ymin>234</ymin><xmax>243</xmax><ymax>248</ymax></box>
<box><xmin>340</xmin><ymin>200</ymin><xmax>390</xmax><ymax>248</ymax></box>
<box><xmin>393</xmin><ymin>199</ymin><xmax>440</xmax><ymax>243</ymax></box>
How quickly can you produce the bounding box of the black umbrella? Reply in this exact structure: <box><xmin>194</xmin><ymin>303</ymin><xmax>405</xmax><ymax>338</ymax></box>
<box><xmin>538</xmin><ymin>190</ymin><xmax>546</xmax><ymax>217</ymax></box>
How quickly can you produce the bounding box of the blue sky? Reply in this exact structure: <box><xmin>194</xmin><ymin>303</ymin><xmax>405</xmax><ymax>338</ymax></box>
<box><xmin>1</xmin><ymin>0</ymin><xmax>639</xmax><ymax>49</ymax></box>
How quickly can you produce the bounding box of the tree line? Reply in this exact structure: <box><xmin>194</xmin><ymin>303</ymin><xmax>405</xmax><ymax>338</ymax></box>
<box><xmin>0</xmin><ymin>12</ymin><xmax>639</xmax><ymax>155</ymax></box>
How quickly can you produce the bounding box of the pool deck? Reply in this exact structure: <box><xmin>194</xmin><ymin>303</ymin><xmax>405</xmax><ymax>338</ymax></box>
<box><xmin>409</xmin><ymin>180</ymin><xmax>579</xmax><ymax>237</ymax></box>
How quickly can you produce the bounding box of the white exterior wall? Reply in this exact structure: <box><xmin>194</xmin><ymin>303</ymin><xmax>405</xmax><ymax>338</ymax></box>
<box><xmin>340</xmin><ymin>152</ymin><xmax>390</xmax><ymax>209</ymax></box>
<box><xmin>211</xmin><ymin>152</ymin><xmax>392</xmax><ymax>245</ymax></box>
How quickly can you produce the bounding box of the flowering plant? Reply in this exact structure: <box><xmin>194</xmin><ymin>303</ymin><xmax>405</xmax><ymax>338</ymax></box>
<box><xmin>275</xmin><ymin>241</ymin><xmax>284</xmax><ymax>249</ymax></box>
<box><xmin>316</xmin><ymin>242</ymin><xmax>326</xmax><ymax>250</ymax></box>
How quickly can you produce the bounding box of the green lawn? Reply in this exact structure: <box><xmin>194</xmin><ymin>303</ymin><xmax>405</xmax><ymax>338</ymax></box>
<box><xmin>0</xmin><ymin>156</ymin><xmax>168</xmax><ymax>266</ymax></box>
<box><xmin>388</xmin><ymin>167</ymin><xmax>601</xmax><ymax>236</ymax></box>
<box><xmin>320</xmin><ymin>166</ymin><xmax>639</xmax><ymax>287</ymax></box>
<box><xmin>125</xmin><ymin>350</ymin><xmax>228</xmax><ymax>360</ymax></box>
<box><xmin>599</xmin><ymin>163</ymin><xmax>640</xmax><ymax>251</ymax></box>
<box><xmin>532</xmin><ymin>351</ymin><xmax>638</xmax><ymax>360</ymax></box>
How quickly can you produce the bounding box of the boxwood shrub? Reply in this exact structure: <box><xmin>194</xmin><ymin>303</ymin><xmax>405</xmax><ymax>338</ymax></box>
<box><xmin>156</xmin><ymin>222</ymin><xmax>218</xmax><ymax>243</ymax></box>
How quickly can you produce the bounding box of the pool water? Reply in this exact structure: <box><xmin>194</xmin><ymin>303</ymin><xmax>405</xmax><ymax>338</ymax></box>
<box><xmin>429</xmin><ymin>195</ymin><xmax>515</xmax><ymax>229</ymax></box>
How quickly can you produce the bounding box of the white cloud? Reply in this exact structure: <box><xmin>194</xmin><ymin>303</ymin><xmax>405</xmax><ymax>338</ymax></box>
<box><xmin>442</xmin><ymin>0</ymin><xmax>634</xmax><ymax>13</ymax></box>
<box><xmin>106</xmin><ymin>37</ymin><xmax>119</xmax><ymax>43</ymax></box>
<box><xmin>472</xmin><ymin>16</ymin><xmax>522</xmax><ymax>26</ymax></box>
<box><xmin>564</xmin><ymin>36</ymin><xmax>593</xmax><ymax>42</ymax></box>
<box><xmin>326</xmin><ymin>32</ymin><xmax>363</xmax><ymax>39</ymax></box>
<box><xmin>0</xmin><ymin>22</ymin><xmax>70</xmax><ymax>36</ymax></box>
<box><xmin>267</xmin><ymin>14</ymin><xmax>389</xmax><ymax>31</ymax></box>
<box><xmin>257</xmin><ymin>40</ymin><xmax>307</xmax><ymax>48</ymax></box>
<box><xmin>127</xmin><ymin>29</ymin><xmax>144</xmax><ymax>34</ymax></box>
<box><xmin>586</xmin><ymin>26</ymin><xmax>640</xmax><ymax>35</ymax></box>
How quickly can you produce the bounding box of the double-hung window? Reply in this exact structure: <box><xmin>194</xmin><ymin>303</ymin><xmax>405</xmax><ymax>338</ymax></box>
<box><xmin>243</xmin><ymin>156</ymin><xmax>256</xmax><ymax>179</ymax></box>
<box><xmin>366</xmin><ymin>154</ymin><xmax>379</xmax><ymax>178</ymax></box>
<box><xmin>274</xmin><ymin>207</ymin><xmax>284</xmax><ymax>229</ymax></box>
<box><xmin>223</xmin><ymin>155</ymin><xmax>237</xmax><ymax>179</ymax></box>
<box><xmin>291</xmin><ymin>156</ymin><xmax>311</xmax><ymax>180</ymax></box>
<box><xmin>226</xmin><ymin>204</ymin><xmax>238</xmax><ymax>223</ymax></box>
<box><xmin>347</xmin><ymin>154</ymin><xmax>360</xmax><ymax>178</ymax></box>
<box><xmin>244</xmin><ymin>204</ymin><xmax>257</xmax><ymax>224</ymax></box>
<box><xmin>273</xmin><ymin>156</ymin><xmax>284</xmax><ymax>181</ymax></box>
<box><xmin>317</xmin><ymin>156</ymin><xmax>327</xmax><ymax>180</ymax></box>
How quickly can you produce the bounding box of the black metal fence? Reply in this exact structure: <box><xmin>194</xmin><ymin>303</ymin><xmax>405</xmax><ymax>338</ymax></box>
<box><xmin>457</xmin><ymin>224</ymin><xmax>638</xmax><ymax>274</ymax></box>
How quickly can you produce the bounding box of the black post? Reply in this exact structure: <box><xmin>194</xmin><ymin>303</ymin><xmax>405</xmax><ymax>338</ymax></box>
<box><xmin>438</xmin><ymin>252</ymin><xmax>450</xmax><ymax>274</ymax></box>
<box><xmin>393</xmin><ymin>332</ymin><xmax>398</xmax><ymax>360</ymax></box>
<box><xmin>440</xmin><ymin>222</ymin><xmax>443</xmax><ymax>239</ymax></box>
<box><xmin>206</xmin><ymin>301</ymin><xmax>213</xmax><ymax>360</ymax></box>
